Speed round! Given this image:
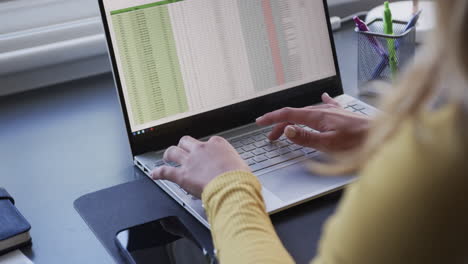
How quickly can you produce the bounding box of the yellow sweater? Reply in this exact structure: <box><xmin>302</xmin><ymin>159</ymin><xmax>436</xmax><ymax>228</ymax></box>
<box><xmin>201</xmin><ymin>105</ymin><xmax>468</xmax><ymax>264</ymax></box>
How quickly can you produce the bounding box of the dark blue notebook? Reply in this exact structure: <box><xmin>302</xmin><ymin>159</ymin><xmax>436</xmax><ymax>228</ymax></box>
<box><xmin>0</xmin><ymin>188</ymin><xmax>31</xmax><ymax>255</ymax></box>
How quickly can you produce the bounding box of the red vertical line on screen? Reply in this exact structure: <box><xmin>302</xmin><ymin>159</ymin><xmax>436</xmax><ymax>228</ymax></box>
<box><xmin>261</xmin><ymin>0</ymin><xmax>285</xmax><ymax>85</ymax></box>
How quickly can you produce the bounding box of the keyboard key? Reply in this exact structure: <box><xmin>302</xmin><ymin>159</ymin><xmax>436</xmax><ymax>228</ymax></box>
<box><xmin>253</xmin><ymin>155</ymin><xmax>268</xmax><ymax>163</ymax></box>
<box><xmin>236</xmin><ymin>148</ymin><xmax>245</xmax><ymax>155</ymax></box>
<box><xmin>250</xmin><ymin>163</ymin><xmax>266</xmax><ymax>172</ymax></box>
<box><xmin>154</xmin><ymin>160</ymin><xmax>164</xmax><ymax>167</ymax></box>
<box><xmin>253</xmin><ymin>135</ymin><xmax>266</xmax><ymax>141</ymax></box>
<box><xmin>241</xmin><ymin>138</ymin><xmax>255</xmax><ymax>145</ymax></box>
<box><xmin>242</xmin><ymin>144</ymin><xmax>256</xmax><ymax>152</ymax></box>
<box><xmin>266</xmin><ymin>151</ymin><xmax>280</xmax><ymax>159</ymax></box>
<box><xmin>288</xmin><ymin>144</ymin><xmax>303</xmax><ymax>151</ymax></box>
<box><xmin>246</xmin><ymin>158</ymin><xmax>256</xmax><ymax>166</ymax></box>
<box><xmin>231</xmin><ymin>141</ymin><xmax>243</xmax><ymax>148</ymax></box>
<box><xmin>240</xmin><ymin>152</ymin><xmax>254</xmax><ymax>160</ymax></box>
<box><xmin>275</xmin><ymin>141</ymin><xmax>289</xmax><ymax>148</ymax></box>
<box><xmin>230</xmin><ymin>138</ymin><xmax>242</xmax><ymax>143</ymax></box>
<box><xmin>253</xmin><ymin>148</ymin><xmax>266</xmax><ymax>156</ymax></box>
<box><xmin>263</xmin><ymin>144</ymin><xmax>278</xmax><ymax>152</ymax></box>
<box><xmin>254</xmin><ymin>140</ymin><xmax>269</xmax><ymax>148</ymax></box>
<box><xmin>262</xmin><ymin>128</ymin><xmax>271</xmax><ymax>138</ymax></box>
<box><xmin>278</xmin><ymin>147</ymin><xmax>291</xmax><ymax>155</ymax></box>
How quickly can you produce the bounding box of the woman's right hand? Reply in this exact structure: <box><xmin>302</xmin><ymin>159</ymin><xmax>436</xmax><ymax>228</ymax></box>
<box><xmin>256</xmin><ymin>93</ymin><xmax>372</xmax><ymax>153</ymax></box>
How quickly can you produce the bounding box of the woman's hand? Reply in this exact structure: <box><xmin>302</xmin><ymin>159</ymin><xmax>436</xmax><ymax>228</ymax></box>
<box><xmin>256</xmin><ymin>93</ymin><xmax>372</xmax><ymax>153</ymax></box>
<box><xmin>151</xmin><ymin>136</ymin><xmax>250</xmax><ymax>198</ymax></box>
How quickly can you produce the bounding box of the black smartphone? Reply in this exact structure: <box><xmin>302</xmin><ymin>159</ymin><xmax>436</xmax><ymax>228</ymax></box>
<box><xmin>115</xmin><ymin>216</ymin><xmax>216</xmax><ymax>264</ymax></box>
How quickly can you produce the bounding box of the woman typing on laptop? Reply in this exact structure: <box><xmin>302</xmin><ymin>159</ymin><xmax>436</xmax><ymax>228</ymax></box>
<box><xmin>151</xmin><ymin>0</ymin><xmax>468</xmax><ymax>263</ymax></box>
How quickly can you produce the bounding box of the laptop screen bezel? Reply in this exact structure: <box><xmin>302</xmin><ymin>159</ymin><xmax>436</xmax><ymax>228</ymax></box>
<box><xmin>98</xmin><ymin>0</ymin><xmax>344</xmax><ymax>156</ymax></box>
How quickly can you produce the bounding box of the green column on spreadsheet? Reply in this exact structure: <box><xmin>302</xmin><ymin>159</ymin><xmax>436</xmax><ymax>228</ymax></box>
<box><xmin>112</xmin><ymin>5</ymin><xmax>188</xmax><ymax>126</ymax></box>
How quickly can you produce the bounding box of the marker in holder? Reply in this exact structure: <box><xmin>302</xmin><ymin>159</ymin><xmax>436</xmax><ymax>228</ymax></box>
<box><xmin>356</xmin><ymin>18</ymin><xmax>416</xmax><ymax>95</ymax></box>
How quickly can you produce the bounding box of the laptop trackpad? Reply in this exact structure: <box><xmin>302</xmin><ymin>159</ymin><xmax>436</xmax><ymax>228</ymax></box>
<box><xmin>258</xmin><ymin>160</ymin><xmax>353</xmax><ymax>202</ymax></box>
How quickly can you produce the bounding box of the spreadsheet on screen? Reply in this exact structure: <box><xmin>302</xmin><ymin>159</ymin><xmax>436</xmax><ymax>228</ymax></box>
<box><xmin>104</xmin><ymin>0</ymin><xmax>336</xmax><ymax>132</ymax></box>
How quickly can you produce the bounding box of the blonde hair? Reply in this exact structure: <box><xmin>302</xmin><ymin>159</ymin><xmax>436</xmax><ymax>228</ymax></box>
<box><xmin>321</xmin><ymin>0</ymin><xmax>468</xmax><ymax>175</ymax></box>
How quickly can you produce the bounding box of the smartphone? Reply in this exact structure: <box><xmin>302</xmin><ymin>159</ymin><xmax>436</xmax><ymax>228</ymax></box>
<box><xmin>115</xmin><ymin>216</ymin><xmax>215</xmax><ymax>264</ymax></box>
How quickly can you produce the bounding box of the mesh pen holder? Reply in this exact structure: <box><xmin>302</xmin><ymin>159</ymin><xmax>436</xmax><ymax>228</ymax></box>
<box><xmin>357</xmin><ymin>18</ymin><xmax>416</xmax><ymax>94</ymax></box>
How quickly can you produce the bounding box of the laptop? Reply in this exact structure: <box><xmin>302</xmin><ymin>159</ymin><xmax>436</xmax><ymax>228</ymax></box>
<box><xmin>98</xmin><ymin>0</ymin><xmax>377</xmax><ymax>228</ymax></box>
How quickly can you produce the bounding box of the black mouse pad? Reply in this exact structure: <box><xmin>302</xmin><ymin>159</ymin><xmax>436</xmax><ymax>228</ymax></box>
<box><xmin>74</xmin><ymin>177</ymin><xmax>214</xmax><ymax>264</ymax></box>
<box><xmin>74</xmin><ymin>176</ymin><xmax>341</xmax><ymax>264</ymax></box>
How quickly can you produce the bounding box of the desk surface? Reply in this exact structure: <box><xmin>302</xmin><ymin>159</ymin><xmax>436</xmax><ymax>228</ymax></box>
<box><xmin>0</xmin><ymin>23</ymin><xmax>362</xmax><ymax>264</ymax></box>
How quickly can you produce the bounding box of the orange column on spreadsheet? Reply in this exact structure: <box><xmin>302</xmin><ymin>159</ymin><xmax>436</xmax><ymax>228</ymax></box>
<box><xmin>261</xmin><ymin>0</ymin><xmax>286</xmax><ymax>86</ymax></box>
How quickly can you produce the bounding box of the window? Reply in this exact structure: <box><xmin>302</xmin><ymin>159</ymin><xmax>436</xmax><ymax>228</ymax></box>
<box><xmin>0</xmin><ymin>0</ymin><xmax>107</xmax><ymax>95</ymax></box>
<box><xmin>0</xmin><ymin>0</ymin><xmax>374</xmax><ymax>96</ymax></box>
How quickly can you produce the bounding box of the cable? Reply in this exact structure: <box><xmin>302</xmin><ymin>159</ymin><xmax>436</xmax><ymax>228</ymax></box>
<box><xmin>330</xmin><ymin>11</ymin><xmax>369</xmax><ymax>31</ymax></box>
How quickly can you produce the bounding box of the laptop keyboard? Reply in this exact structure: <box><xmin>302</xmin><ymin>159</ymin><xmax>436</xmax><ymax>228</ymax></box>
<box><xmin>153</xmin><ymin>102</ymin><xmax>371</xmax><ymax>173</ymax></box>
<box><xmin>150</xmin><ymin>102</ymin><xmax>371</xmax><ymax>197</ymax></box>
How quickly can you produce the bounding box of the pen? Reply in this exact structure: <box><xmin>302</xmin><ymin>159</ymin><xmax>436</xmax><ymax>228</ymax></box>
<box><xmin>372</xmin><ymin>9</ymin><xmax>421</xmax><ymax>78</ymax></box>
<box><xmin>396</xmin><ymin>9</ymin><xmax>422</xmax><ymax>49</ymax></box>
<box><xmin>383</xmin><ymin>1</ymin><xmax>397</xmax><ymax>80</ymax></box>
<box><xmin>405</xmin><ymin>9</ymin><xmax>422</xmax><ymax>30</ymax></box>
<box><xmin>353</xmin><ymin>16</ymin><xmax>388</xmax><ymax>58</ymax></box>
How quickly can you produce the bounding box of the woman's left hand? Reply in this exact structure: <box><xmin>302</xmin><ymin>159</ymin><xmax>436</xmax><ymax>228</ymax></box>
<box><xmin>151</xmin><ymin>135</ymin><xmax>251</xmax><ymax>198</ymax></box>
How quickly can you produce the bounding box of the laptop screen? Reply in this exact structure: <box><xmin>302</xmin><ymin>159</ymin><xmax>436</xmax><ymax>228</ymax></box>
<box><xmin>102</xmin><ymin>0</ymin><xmax>337</xmax><ymax>135</ymax></box>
